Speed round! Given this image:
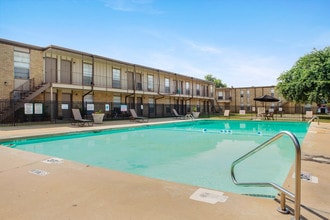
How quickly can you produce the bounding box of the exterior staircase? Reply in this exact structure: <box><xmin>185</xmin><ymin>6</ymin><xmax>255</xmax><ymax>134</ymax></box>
<box><xmin>20</xmin><ymin>82</ymin><xmax>51</xmax><ymax>101</ymax></box>
<box><xmin>0</xmin><ymin>80</ymin><xmax>51</xmax><ymax>123</ymax></box>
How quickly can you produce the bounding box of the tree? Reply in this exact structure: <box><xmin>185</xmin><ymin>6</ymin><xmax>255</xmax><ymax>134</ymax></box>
<box><xmin>204</xmin><ymin>74</ymin><xmax>227</xmax><ymax>88</ymax></box>
<box><xmin>276</xmin><ymin>47</ymin><xmax>330</xmax><ymax>104</ymax></box>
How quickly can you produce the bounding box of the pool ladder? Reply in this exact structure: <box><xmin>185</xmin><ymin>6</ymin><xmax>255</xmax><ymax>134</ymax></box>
<box><xmin>308</xmin><ymin>115</ymin><xmax>319</xmax><ymax>125</ymax></box>
<box><xmin>230</xmin><ymin>131</ymin><xmax>301</xmax><ymax>220</ymax></box>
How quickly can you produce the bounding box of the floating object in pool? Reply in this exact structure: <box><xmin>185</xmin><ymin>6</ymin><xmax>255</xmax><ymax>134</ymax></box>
<box><xmin>203</xmin><ymin>128</ymin><xmax>207</xmax><ymax>132</ymax></box>
<box><xmin>257</xmin><ymin>131</ymin><xmax>262</xmax><ymax>135</ymax></box>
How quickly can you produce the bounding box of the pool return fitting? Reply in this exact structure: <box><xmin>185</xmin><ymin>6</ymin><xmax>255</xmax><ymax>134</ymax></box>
<box><xmin>231</xmin><ymin>131</ymin><xmax>301</xmax><ymax>220</ymax></box>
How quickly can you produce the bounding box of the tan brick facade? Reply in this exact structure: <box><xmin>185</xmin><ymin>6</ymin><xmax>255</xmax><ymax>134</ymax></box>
<box><xmin>0</xmin><ymin>43</ymin><xmax>14</xmax><ymax>99</ymax></box>
<box><xmin>1</xmin><ymin>38</ymin><xmax>312</xmax><ymax>121</ymax></box>
<box><xmin>30</xmin><ymin>49</ymin><xmax>44</xmax><ymax>86</ymax></box>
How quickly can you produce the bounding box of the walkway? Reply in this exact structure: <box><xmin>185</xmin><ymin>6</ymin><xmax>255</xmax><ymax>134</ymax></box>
<box><xmin>0</xmin><ymin>119</ymin><xmax>329</xmax><ymax>219</ymax></box>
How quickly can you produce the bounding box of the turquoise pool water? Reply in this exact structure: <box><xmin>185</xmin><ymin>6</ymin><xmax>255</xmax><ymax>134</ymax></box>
<box><xmin>2</xmin><ymin>120</ymin><xmax>309</xmax><ymax>197</ymax></box>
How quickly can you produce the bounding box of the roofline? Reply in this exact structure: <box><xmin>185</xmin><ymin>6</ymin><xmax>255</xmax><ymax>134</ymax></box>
<box><xmin>218</xmin><ymin>85</ymin><xmax>276</xmax><ymax>89</ymax></box>
<box><xmin>0</xmin><ymin>38</ymin><xmax>214</xmax><ymax>84</ymax></box>
<box><xmin>0</xmin><ymin>38</ymin><xmax>44</xmax><ymax>50</ymax></box>
<box><xmin>44</xmin><ymin>44</ymin><xmax>213</xmax><ymax>84</ymax></box>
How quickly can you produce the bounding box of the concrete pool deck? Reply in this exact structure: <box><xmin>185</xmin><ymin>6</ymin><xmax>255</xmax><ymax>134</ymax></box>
<box><xmin>0</xmin><ymin>119</ymin><xmax>329</xmax><ymax>219</ymax></box>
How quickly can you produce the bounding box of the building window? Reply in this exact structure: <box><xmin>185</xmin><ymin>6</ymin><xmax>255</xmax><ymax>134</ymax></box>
<box><xmin>218</xmin><ymin>91</ymin><xmax>223</xmax><ymax>100</ymax></box>
<box><xmin>185</xmin><ymin>82</ymin><xmax>190</xmax><ymax>95</ymax></box>
<box><xmin>147</xmin><ymin>75</ymin><xmax>153</xmax><ymax>91</ymax></box>
<box><xmin>136</xmin><ymin>73</ymin><xmax>142</xmax><ymax>90</ymax></box>
<box><xmin>247</xmin><ymin>90</ymin><xmax>250</xmax><ymax>103</ymax></box>
<box><xmin>196</xmin><ymin>84</ymin><xmax>200</xmax><ymax>96</ymax></box>
<box><xmin>14</xmin><ymin>50</ymin><xmax>30</xmax><ymax>79</ymax></box>
<box><xmin>83</xmin><ymin>63</ymin><xmax>93</xmax><ymax>86</ymax></box>
<box><xmin>210</xmin><ymin>85</ymin><xmax>213</xmax><ymax>97</ymax></box>
<box><xmin>112</xmin><ymin>68</ymin><xmax>121</xmax><ymax>88</ymax></box>
<box><xmin>178</xmin><ymin>81</ymin><xmax>183</xmax><ymax>94</ymax></box>
<box><xmin>271</xmin><ymin>89</ymin><xmax>275</xmax><ymax>96</ymax></box>
<box><xmin>165</xmin><ymin>78</ymin><xmax>170</xmax><ymax>93</ymax></box>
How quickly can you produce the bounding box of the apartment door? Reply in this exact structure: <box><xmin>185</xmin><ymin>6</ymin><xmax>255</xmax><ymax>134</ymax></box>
<box><xmin>60</xmin><ymin>60</ymin><xmax>71</xmax><ymax>84</ymax></box>
<box><xmin>137</xmin><ymin>97</ymin><xmax>143</xmax><ymax>114</ymax></box>
<box><xmin>61</xmin><ymin>93</ymin><xmax>71</xmax><ymax>119</ymax></box>
<box><xmin>45</xmin><ymin>57</ymin><xmax>57</xmax><ymax>83</ymax></box>
<box><xmin>128</xmin><ymin>97</ymin><xmax>135</xmax><ymax>109</ymax></box>
<box><xmin>127</xmin><ymin>72</ymin><xmax>134</xmax><ymax>90</ymax></box>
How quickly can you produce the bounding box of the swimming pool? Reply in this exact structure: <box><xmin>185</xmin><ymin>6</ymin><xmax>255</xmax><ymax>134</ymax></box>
<box><xmin>1</xmin><ymin>120</ymin><xmax>309</xmax><ymax>197</ymax></box>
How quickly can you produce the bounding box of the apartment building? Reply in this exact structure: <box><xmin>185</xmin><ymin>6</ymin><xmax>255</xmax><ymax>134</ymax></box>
<box><xmin>215</xmin><ymin>85</ymin><xmax>308</xmax><ymax>115</ymax></box>
<box><xmin>0</xmin><ymin>39</ymin><xmax>215</xmax><ymax>122</ymax></box>
<box><xmin>216</xmin><ymin>86</ymin><xmax>278</xmax><ymax>112</ymax></box>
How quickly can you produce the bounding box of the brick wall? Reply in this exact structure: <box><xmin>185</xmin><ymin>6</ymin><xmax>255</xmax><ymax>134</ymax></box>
<box><xmin>0</xmin><ymin>43</ymin><xmax>14</xmax><ymax>99</ymax></box>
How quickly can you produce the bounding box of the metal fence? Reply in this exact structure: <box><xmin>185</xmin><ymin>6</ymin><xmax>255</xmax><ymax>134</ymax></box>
<box><xmin>0</xmin><ymin>99</ymin><xmax>328</xmax><ymax>126</ymax></box>
<box><xmin>0</xmin><ymin>100</ymin><xmax>212</xmax><ymax>126</ymax></box>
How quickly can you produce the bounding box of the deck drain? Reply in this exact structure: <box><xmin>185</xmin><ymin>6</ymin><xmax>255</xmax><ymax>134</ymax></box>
<box><xmin>292</xmin><ymin>171</ymin><xmax>318</xmax><ymax>183</ymax></box>
<box><xmin>29</xmin><ymin>169</ymin><xmax>49</xmax><ymax>176</ymax></box>
<box><xmin>42</xmin><ymin>157</ymin><xmax>64</xmax><ymax>164</ymax></box>
<box><xmin>190</xmin><ymin>188</ymin><xmax>228</xmax><ymax>204</ymax></box>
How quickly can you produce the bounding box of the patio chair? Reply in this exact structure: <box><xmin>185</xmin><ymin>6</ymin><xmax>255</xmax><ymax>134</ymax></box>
<box><xmin>71</xmin><ymin>109</ymin><xmax>93</xmax><ymax>127</ymax></box>
<box><xmin>172</xmin><ymin>109</ymin><xmax>185</xmax><ymax>119</ymax></box>
<box><xmin>129</xmin><ymin>109</ymin><xmax>148</xmax><ymax>122</ymax></box>
<box><xmin>265</xmin><ymin>111</ymin><xmax>274</xmax><ymax>120</ymax></box>
<box><xmin>257</xmin><ymin>107</ymin><xmax>266</xmax><ymax>119</ymax></box>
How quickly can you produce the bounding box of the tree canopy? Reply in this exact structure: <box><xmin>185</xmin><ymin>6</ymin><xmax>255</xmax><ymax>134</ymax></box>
<box><xmin>204</xmin><ymin>74</ymin><xmax>227</xmax><ymax>88</ymax></box>
<box><xmin>276</xmin><ymin>47</ymin><xmax>330</xmax><ymax>104</ymax></box>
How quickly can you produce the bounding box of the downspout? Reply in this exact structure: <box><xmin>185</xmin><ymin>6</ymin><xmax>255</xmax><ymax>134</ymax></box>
<box><xmin>82</xmin><ymin>55</ymin><xmax>94</xmax><ymax>115</ymax></box>
<box><xmin>155</xmin><ymin>69</ymin><xmax>164</xmax><ymax>100</ymax></box>
<box><xmin>125</xmin><ymin>65</ymin><xmax>136</xmax><ymax>104</ymax></box>
<box><xmin>50</xmin><ymin>83</ymin><xmax>53</xmax><ymax>122</ymax></box>
<box><xmin>154</xmin><ymin>70</ymin><xmax>165</xmax><ymax>116</ymax></box>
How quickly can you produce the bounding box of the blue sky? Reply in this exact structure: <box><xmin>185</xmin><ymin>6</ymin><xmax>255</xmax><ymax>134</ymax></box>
<box><xmin>1</xmin><ymin>0</ymin><xmax>329</xmax><ymax>87</ymax></box>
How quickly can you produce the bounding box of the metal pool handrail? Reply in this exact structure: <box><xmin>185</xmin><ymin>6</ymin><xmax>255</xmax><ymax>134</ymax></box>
<box><xmin>308</xmin><ymin>115</ymin><xmax>319</xmax><ymax>125</ymax></box>
<box><xmin>230</xmin><ymin>131</ymin><xmax>301</xmax><ymax>220</ymax></box>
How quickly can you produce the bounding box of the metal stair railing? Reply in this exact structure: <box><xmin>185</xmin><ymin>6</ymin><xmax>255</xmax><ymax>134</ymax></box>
<box><xmin>230</xmin><ymin>131</ymin><xmax>301</xmax><ymax>220</ymax></box>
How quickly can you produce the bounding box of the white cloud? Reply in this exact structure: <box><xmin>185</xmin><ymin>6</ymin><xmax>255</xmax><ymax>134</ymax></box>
<box><xmin>182</xmin><ymin>39</ymin><xmax>223</xmax><ymax>54</ymax></box>
<box><xmin>119</xmin><ymin>42</ymin><xmax>288</xmax><ymax>87</ymax></box>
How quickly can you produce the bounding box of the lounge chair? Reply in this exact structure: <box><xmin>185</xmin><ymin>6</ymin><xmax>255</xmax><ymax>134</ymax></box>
<box><xmin>71</xmin><ymin>109</ymin><xmax>93</xmax><ymax>126</ymax></box>
<box><xmin>129</xmin><ymin>109</ymin><xmax>148</xmax><ymax>122</ymax></box>
<box><xmin>172</xmin><ymin>109</ymin><xmax>185</xmax><ymax>119</ymax></box>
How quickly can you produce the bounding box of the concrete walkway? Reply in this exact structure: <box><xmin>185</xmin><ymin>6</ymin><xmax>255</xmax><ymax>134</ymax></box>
<box><xmin>0</xmin><ymin>119</ymin><xmax>329</xmax><ymax>220</ymax></box>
